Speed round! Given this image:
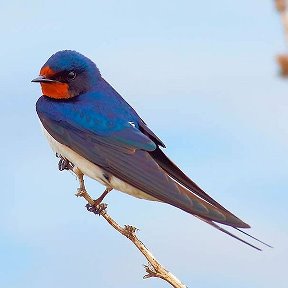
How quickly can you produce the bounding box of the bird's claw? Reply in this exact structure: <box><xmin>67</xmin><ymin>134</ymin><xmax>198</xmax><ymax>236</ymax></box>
<box><xmin>56</xmin><ymin>153</ymin><xmax>74</xmax><ymax>171</ymax></box>
<box><xmin>58</xmin><ymin>158</ymin><xmax>69</xmax><ymax>171</ymax></box>
<box><xmin>86</xmin><ymin>203</ymin><xmax>108</xmax><ymax>215</ymax></box>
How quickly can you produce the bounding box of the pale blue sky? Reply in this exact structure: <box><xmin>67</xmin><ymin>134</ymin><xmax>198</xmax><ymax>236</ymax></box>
<box><xmin>1</xmin><ymin>1</ymin><xmax>287</xmax><ymax>287</ymax></box>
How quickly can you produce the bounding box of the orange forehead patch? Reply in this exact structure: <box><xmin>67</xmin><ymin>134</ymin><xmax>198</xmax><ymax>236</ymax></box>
<box><xmin>40</xmin><ymin>65</ymin><xmax>55</xmax><ymax>78</ymax></box>
<box><xmin>41</xmin><ymin>82</ymin><xmax>70</xmax><ymax>99</ymax></box>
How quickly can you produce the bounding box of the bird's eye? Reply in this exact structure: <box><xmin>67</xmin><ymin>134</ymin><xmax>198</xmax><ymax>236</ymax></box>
<box><xmin>67</xmin><ymin>71</ymin><xmax>76</xmax><ymax>80</ymax></box>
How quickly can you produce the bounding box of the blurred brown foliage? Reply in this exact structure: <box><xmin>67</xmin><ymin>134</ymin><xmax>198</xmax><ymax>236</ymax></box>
<box><xmin>275</xmin><ymin>0</ymin><xmax>288</xmax><ymax>76</ymax></box>
<box><xmin>277</xmin><ymin>54</ymin><xmax>288</xmax><ymax>76</ymax></box>
<box><xmin>275</xmin><ymin>0</ymin><xmax>286</xmax><ymax>13</ymax></box>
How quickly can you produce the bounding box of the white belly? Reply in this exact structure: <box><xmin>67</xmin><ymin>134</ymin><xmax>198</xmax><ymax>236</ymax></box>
<box><xmin>41</xmin><ymin>125</ymin><xmax>159</xmax><ymax>202</ymax></box>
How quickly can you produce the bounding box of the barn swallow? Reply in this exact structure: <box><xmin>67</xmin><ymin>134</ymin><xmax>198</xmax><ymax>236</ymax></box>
<box><xmin>32</xmin><ymin>50</ymin><xmax>269</xmax><ymax>250</ymax></box>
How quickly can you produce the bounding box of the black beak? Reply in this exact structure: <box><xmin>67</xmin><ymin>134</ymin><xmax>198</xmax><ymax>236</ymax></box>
<box><xmin>31</xmin><ymin>76</ymin><xmax>58</xmax><ymax>83</ymax></box>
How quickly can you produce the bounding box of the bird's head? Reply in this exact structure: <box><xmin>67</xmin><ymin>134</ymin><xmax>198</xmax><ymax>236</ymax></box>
<box><xmin>32</xmin><ymin>50</ymin><xmax>101</xmax><ymax>99</ymax></box>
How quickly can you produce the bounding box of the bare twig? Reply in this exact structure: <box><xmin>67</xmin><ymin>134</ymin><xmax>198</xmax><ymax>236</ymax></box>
<box><xmin>274</xmin><ymin>0</ymin><xmax>288</xmax><ymax>76</ymax></box>
<box><xmin>76</xmin><ymin>189</ymin><xmax>187</xmax><ymax>288</ymax></box>
<box><xmin>275</xmin><ymin>0</ymin><xmax>288</xmax><ymax>45</ymax></box>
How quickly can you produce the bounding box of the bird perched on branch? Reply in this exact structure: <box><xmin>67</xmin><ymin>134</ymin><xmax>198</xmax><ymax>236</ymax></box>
<box><xmin>32</xmin><ymin>50</ymin><xmax>269</xmax><ymax>250</ymax></box>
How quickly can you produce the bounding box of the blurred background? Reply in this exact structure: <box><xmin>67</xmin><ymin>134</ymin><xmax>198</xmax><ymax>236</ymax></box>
<box><xmin>1</xmin><ymin>1</ymin><xmax>287</xmax><ymax>287</ymax></box>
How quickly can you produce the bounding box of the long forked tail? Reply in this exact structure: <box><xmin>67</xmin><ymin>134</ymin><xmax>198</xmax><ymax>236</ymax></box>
<box><xmin>234</xmin><ymin>227</ymin><xmax>273</xmax><ymax>248</ymax></box>
<box><xmin>196</xmin><ymin>216</ymin><xmax>272</xmax><ymax>251</ymax></box>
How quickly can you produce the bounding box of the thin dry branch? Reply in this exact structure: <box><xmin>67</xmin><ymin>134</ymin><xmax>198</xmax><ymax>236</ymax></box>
<box><xmin>275</xmin><ymin>0</ymin><xmax>288</xmax><ymax>76</ymax></box>
<box><xmin>76</xmin><ymin>188</ymin><xmax>187</xmax><ymax>288</ymax></box>
<box><xmin>275</xmin><ymin>0</ymin><xmax>288</xmax><ymax>44</ymax></box>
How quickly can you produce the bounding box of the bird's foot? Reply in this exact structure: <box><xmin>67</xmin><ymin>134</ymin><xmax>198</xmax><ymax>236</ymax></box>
<box><xmin>56</xmin><ymin>153</ymin><xmax>74</xmax><ymax>171</ymax></box>
<box><xmin>77</xmin><ymin>188</ymin><xmax>107</xmax><ymax>214</ymax></box>
<box><xmin>86</xmin><ymin>203</ymin><xmax>108</xmax><ymax>215</ymax></box>
<box><xmin>83</xmin><ymin>187</ymin><xmax>112</xmax><ymax>215</ymax></box>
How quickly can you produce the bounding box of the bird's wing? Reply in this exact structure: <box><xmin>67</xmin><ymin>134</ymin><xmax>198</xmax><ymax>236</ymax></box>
<box><xmin>150</xmin><ymin>147</ymin><xmax>234</xmax><ymax>212</ymax></box>
<box><xmin>139</xmin><ymin>122</ymin><xmax>244</xmax><ymax>216</ymax></box>
<box><xmin>36</xmin><ymin>97</ymin><xmax>249</xmax><ymax>228</ymax></box>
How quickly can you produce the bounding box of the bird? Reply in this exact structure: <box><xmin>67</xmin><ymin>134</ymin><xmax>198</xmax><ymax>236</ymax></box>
<box><xmin>32</xmin><ymin>50</ymin><xmax>269</xmax><ymax>250</ymax></box>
